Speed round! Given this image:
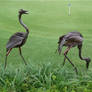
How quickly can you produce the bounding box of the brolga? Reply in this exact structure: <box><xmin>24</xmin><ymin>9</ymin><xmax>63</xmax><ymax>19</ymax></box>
<box><xmin>4</xmin><ymin>9</ymin><xmax>29</xmax><ymax>69</ymax></box>
<box><xmin>57</xmin><ymin>32</ymin><xmax>91</xmax><ymax>74</ymax></box>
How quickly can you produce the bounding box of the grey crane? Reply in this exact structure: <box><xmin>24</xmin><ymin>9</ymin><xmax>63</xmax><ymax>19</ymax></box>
<box><xmin>4</xmin><ymin>9</ymin><xmax>29</xmax><ymax>69</ymax></box>
<box><xmin>57</xmin><ymin>32</ymin><xmax>91</xmax><ymax>74</ymax></box>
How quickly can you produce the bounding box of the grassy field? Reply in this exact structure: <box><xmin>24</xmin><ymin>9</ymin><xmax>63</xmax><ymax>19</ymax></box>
<box><xmin>0</xmin><ymin>0</ymin><xmax>92</xmax><ymax>91</ymax></box>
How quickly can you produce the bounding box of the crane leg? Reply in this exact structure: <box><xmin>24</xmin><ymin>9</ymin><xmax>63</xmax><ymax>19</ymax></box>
<box><xmin>64</xmin><ymin>47</ymin><xmax>78</xmax><ymax>74</ymax></box>
<box><xmin>4</xmin><ymin>48</ymin><xmax>12</xmax><ymax>69</ymax></box>
<box><xmin>19</xmin><ymin>47</ymin><xmax>27</xmax><ymax>65</ymax></box>
<box><xmin>63</xmin><ymin>52</ymin><xmax>68</xmax><ymax>66</ymax></box>
<box><xmin>63</xmin><ymin>47</ymin><xmax>70</xmax><ymax>66</ymax></box>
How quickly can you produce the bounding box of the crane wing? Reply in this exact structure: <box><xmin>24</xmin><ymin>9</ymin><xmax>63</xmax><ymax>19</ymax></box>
<box><xmin>67</xmin><ymin>36</ymin><xmax>83</xmax><ymax>43</ymax></box>
<box><xmin>67</xmin><ymin>32</ymin><xmax>83</xmax><ymax>37</ymax></box>
<box><xmin>6</xmin><ymin>34</ymin><xmax>24</xmax><ymax>50</ymax></box>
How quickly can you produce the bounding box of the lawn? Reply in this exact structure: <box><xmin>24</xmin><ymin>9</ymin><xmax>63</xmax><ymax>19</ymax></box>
<box><xmin>0</xmin><ymin>0</ymin><xmax>92</xmax><ymax>92</ymax></box>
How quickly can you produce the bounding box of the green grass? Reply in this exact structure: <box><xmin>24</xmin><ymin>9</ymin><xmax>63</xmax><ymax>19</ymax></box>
<box><xmin>0</xmin><ymin>0</ymin><xmax>92</xmax><ymax>91</ymax></box>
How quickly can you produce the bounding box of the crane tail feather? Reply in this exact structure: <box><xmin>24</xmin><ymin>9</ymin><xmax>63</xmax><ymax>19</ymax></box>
<box><xmin>58</xmin><ymin>39</ymin><xmax>65</xmax><ymax>55</ymax></box>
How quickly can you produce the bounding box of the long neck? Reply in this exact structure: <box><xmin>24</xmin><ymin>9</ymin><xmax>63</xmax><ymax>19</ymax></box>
<box><xmin>78</xmin><ymin>44</ymin><xmax>86</xmax><ymax>60</ymax></box>
<box><xmin>19</xmin><ymin>14</ymin><xmax>29</xmax><ymax>34</ymax></box>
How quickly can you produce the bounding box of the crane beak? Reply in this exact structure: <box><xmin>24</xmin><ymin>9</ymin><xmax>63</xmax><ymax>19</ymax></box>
<box><xmin>24</xmin><ymin>11</ymin><xmax>29</xmax><ymax>14</ymax></box>
<box><xmin>19</xmin><ymin>9</ymin><xmax>29</xmax><ymax>14</ymax></box>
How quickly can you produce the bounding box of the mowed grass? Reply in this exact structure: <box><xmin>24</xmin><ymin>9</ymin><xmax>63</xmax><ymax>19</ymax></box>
<box><xmin>0</xmin><ymin>0</ymin><xmax>92</xmax><ymax>91</ymax></box>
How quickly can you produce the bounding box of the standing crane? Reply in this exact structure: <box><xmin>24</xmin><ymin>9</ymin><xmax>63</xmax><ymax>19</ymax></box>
<box><xmin>4</xmin><ymin>9</ymin><xmax>29</xmax><ymax>69</ymax></box>
<box><xmin>57</xmin><ymin>32</ymin><xmax>91</xmax><ymax>74</ymax></box>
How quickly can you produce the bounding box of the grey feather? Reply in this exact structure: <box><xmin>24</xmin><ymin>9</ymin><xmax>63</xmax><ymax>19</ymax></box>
<box><xmin>58</xmin><ymin>38</ymin><xmax>66</xmax><ymax>55</ymax></box>
<box><xmin>6</xmin><ymin>32</ymin><xmax>25</xmax><ymax>51</ymax></box>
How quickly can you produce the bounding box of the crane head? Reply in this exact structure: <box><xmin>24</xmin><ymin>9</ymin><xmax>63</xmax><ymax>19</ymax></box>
<box><xmin>85</xmin><ymin>57</ymin><xmax>91</xmax><ymax>69</ymax></box>
<box><xmin>19</xmin><ymin>9</ymin><xmax>28</xmax><ymax>14</ymax></box>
